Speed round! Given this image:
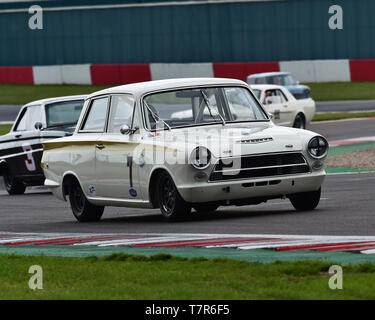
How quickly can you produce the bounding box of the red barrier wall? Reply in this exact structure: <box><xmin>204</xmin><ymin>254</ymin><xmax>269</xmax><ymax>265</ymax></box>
<box><xmin>91</xmin><ymin>64</ymin><xmax>121</xmax><ymax>85</ymax></box>
<box><xmin>0</xmin><ymin>66</ymin><xmax>34</xmax><ymax>84</ymax></box>
<box><xmin>350</xmin><ymin>59</ymin><xmax>375</xmax><ymax>81</ymax></box>
<box><xmin>91</xmin><ymin>64</ymin><xmax>151</xmax><ymax>85</ymax></box>
<box><xmin>213</xmin><ymin>62</ymin><xmax>280</xmax><ymax>82</ymax></box>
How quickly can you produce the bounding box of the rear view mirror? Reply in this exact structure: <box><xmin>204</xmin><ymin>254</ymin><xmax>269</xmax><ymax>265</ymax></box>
<box><xmin>34</xmin><ymin>122</ymin><xmax>43</xmax><ymax>130</ymax></box>
<box><xmin>120</xmin><ymin>124</ymin><xmax>131</xmax><ymax>135</ymax></box>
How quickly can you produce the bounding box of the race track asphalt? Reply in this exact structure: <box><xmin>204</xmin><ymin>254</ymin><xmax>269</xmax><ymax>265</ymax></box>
<box><xmin>0</xmin><ymin>105</ymin><xmax>21</xmax><ymax>122</ymax></box>
<box><xmin>0</xmin><ymin>172</ymin><xmax>374</xmax><ymax>236</ymax></box>
<box><xmin>316</xmin><ymin>100</ymin><xmax>375</xmax><ymax>113</ymax></box>
<box><xmin>0</xmin><ymin>116</ymin><xmax>374</xmax><ymax>237</ymax></box>
<box><xmin>307</xmin><ymin>117</ymin><xmax>375</xmax><ymax>141</ymax></box>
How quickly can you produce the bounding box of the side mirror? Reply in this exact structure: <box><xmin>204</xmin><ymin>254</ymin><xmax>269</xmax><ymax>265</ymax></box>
<box><xmin>120</xmin><ymin>124</ymin><xmax>132</xmax><ymax>135</ymax></box>
<box><xmin>34</xmin><ymin>122</ymin><xmax>43</xmax><ymax>130</ymax></box>
<box><xmin>267</xmin><ymin>112</ymin><xmax>273</xmax><ymax>119</ymax></box>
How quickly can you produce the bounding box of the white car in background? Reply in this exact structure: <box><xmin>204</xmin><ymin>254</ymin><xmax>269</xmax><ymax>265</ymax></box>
<box><xmin>250</xmin><ymin>84</ymin><xmax>316</xmax><ymax>129</ymax></box>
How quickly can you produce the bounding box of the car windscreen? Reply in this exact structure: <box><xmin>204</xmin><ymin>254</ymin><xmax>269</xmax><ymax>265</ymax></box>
<box><xmin>45</xmin><ymin>100</ymin><xmax>84</xmax><ymax>128</ymax></box>
<box><xmin>143</xmin><ymin>86</ymin><xmax>268</xmax><ymax>130</ymax></box>
<box><xmin>267</xmin><ymin>75</ymin><xmax>297</xmax><ymax>86</ymax></box>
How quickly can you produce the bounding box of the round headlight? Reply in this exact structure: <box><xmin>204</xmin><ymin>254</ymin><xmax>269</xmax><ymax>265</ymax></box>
<box><xmin>190</xmin><ymin>147</ymin><xmax>211</xmax><ymax>170</ymax></box>
<box><xmin>308</xmin><ymin>136</ymin><xmax>329</xmax><ymax>159</ymax></box>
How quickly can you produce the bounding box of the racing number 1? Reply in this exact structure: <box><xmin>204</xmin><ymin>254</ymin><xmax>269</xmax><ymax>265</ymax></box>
<box><xmin>22</xmin><ymin>143</ymin><xmax>36</xmax><ymax>172</ymax></box>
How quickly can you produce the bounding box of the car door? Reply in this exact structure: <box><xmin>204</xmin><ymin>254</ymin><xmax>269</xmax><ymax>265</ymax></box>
<box><xmin>6</xmin><ymin>105</ymin><xmax>44</xmax><ymax>178</ymax></box>
<box><xmin>94</xmin><ymin>94</ymin><xmax>142</xmax><ymax>200</ymax></box>
<box><xmin>75</xmin><ymin>96</ymin><xmax>110</xmax><ymax>197</ymax></box>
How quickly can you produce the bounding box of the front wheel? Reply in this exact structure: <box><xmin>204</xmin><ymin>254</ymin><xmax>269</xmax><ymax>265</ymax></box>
<box><xmin>3</xmin><ymin>167</ymin><xmax>26</xmax><ymax>195</ymax></box>
<box><xmin>157</xmin><ymin>171</ymin><xmax>191</xmax><ymax>221</ymax></box>
<box><xmin>68</xmin><ymin>180</ymin><xmax>104</xmax><ymax>222</ymax></box>
<box><xmin>289</xmin><ymin>188</ymin><xmax>321</xmax><ymax>211</ymax></box>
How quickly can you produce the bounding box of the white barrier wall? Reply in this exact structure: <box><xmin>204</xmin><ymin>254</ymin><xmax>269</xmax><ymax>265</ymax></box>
<box><xmin>32</xmin><ymin>66</ymin><xmax>62</xmax><ymax>84</ymax></box>
<box><xmin>32</xmin><ymin>65</ymin><xmax>92</xmax><ymax>85</ymax></box>
<box><xmin>279</xmin><ymin>60</ymin><xmax>350</xmax><ymax>82</ymax></box>
<box><xmin>30</xmin><ymin>60</ymin><xmax>353</xmax><ymax>85</ymax></box>
<box><xmin>61</xmin><ymin>64</ymin><xmax>92</xmax><ymax>85</ymax></box>
<box><xmin>312</xmin><ymin>60</ymin><xmax>350</xmax><ymax>82</ymax></box>
<box><xmin>150</xmin><ymin>63</ymin><xmax>214</xmax><ymax>80</ymax></box>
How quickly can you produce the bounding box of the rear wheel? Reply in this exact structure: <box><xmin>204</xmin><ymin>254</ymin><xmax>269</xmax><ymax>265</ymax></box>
<box><xmin>193</xmin><ymin>203</ymin><xmax>220</xmax><ymax>214</ymax></box>
<box><xmin>293</xmin><ymin>113</ymin><xmax>306</xmax><ymax>129</ymax></box>
<box><xmin>157</xmin><ymin>171</ymin><xmax>191</xmax><ymax>221</ymax></box>
<box><xmin>68</xmin><ymin>180</ymin><xmax>104</xmax><ymax>222</ymax></box>
<box><xmin>289</xmin><ymin>188</ymin><xmax>321</xmax><ymax>211</ymax></box>
<box><xmin>3</xmin><ymin>167</ymin><xmax>26</xmax><ymax>195</ymax></box>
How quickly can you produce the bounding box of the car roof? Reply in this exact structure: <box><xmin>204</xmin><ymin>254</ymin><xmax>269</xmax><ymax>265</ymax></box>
<box><xmin>247</xmin><ymin>72</ymin><xmax>291</xmax><ymax>78</ymax></box>
<box><xmin>24</xmin><ymin>95</ymin><xmax>88</xmax><ymax>107</ymax></box>
<box><xmin>250</xmin><ymin>84</ymin><xmax>285</xmax><ymax>90</ymax></box>
<box><xmin>87</xmin><ymin>78</ymin><xmax>247</xmax><ymax>99</ymax></box>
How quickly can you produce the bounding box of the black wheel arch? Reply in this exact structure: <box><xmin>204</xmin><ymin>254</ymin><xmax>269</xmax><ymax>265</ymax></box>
<box><xmin>62</xmin><ymin>173</ymin><xmax>81</xmax><ymax>200</ymax></box>
<box><xmin>148</xmin><ymin>168</ymin><xmax>170</xmax><ymax>208</ymax></box>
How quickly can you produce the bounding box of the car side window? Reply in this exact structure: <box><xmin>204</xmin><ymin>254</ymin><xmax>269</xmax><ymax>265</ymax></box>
<box><xmin>14</xmin><ymin>105</ymin><xmax>43</xmax><ymax>131</ymax></box>
<box><xmin>276</xmin><ymin>89</ymin><xmax>288</xmax><ymax>103</ymax></box>
<box><xmin>107</xmin><ymin>95</ymin><xmax>136</xmax><ymax>133</ymax></box>
<box><xmin>264</xmin><ymin>90</ymin><xmax>287</xmax><ymax>105</ymax></box>
<box><xmin>81</xmin><ymin>97</ymin><xmax>109</xmax><ymax>132</ymax></box>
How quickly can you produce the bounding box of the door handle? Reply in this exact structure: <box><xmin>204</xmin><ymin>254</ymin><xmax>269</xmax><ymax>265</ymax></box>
<box><xmin>15</xmin><ymin>134</ymin><xmax>22</xmax><ymax>138</ymax></box>
<box><xmin>95</xmin><ymin>144</ymin><xmax>105</xmax><ymax>150</ymax></box>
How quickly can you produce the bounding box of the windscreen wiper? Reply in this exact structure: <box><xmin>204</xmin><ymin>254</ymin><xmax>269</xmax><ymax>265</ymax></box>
<box><xmin>144</xmin><ymin>101</ymin><xmax>171</xmax><ymax>131</ymax></box>
<box><xmin>200</xmin><ymin>90</ymin><xmax>226</xmax><ymax>126</ymax></box>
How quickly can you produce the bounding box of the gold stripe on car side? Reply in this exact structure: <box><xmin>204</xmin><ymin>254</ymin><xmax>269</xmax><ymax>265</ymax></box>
<box><xmin>43</xmin><ymin>140</ymin><xmax>181</xmax><ymax>153</ymax></box>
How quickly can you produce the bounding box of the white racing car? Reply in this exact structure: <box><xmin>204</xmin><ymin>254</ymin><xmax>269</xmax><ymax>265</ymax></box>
<box><xmin>250</xmin><ymin>84</ymin><xmax>316</xmax><ymax>129</ymax></box>
<box><xmin>41</xmin><ymin>78</ymin><xmax>328</xmax><ymax>222</ymax></box>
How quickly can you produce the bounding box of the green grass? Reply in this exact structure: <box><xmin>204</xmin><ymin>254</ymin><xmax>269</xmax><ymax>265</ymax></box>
<box><xmin>306</xmin><ymin>82</ymin><xmax>375</xmax><ymax>101</ymax></box>
<box><xmin>0</xmin><ymin>84</ymin><xmax>111</xmax><ymax>105</ymax></box>
<box><xmin>0</xmin><ymin>124</ymin><xmax>11</xmax><ymax>135</ymax></box>
<box><xmin>312</xmin><ymin>111</ymin><xmax>375</xmax><ymax>121</ymax></box>
<box><xmin>1</xmin><ymin>82</ymin><xmax>375</xmax><ymax>105</ymax></box>
<box><xmin>1</xmin><ymin>253</ymin><xmax>375</xmax><ymax>299</ymax></box>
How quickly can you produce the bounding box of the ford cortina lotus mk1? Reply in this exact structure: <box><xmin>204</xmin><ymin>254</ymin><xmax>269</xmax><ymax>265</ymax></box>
<box><xmin>41</xmin><ymin>78</ymin><xmax>328</xmax><ymax>222</ymax></box>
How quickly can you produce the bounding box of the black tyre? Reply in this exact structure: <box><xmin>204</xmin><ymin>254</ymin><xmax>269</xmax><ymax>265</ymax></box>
<box><xmin>293</xmin><ymin>113</ymin><xmax>306</xmax><ymax>129</ymax></box>
<box><xmin>289</xmin><ymin>188</ymin><xmax>321</xmax><ymax>211</ymax></box>
<box><xmin>193</xmin><ymin>203</ymin><xmax>220</xmax><ymax>213</ymax></box>
<box><xmin>3</xmin><ymin>167</ymin><xmax>26</xmax><ymax>195</ymax></box>
<box><xmin>68</xmin><ymin>180</ymin><xmax>104</xmax><ymax>222</ymax></box>
<box><xmin>157</xmin><ymin>171</ymin><xmax>191</xmax><ymax>221</ymax></box>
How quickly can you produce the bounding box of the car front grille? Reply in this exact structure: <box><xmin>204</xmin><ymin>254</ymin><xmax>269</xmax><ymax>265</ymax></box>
<box><xmin>209</xmin><ymin>152</ymin><xmax>310</xmax><ymax>181</ymax></box>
